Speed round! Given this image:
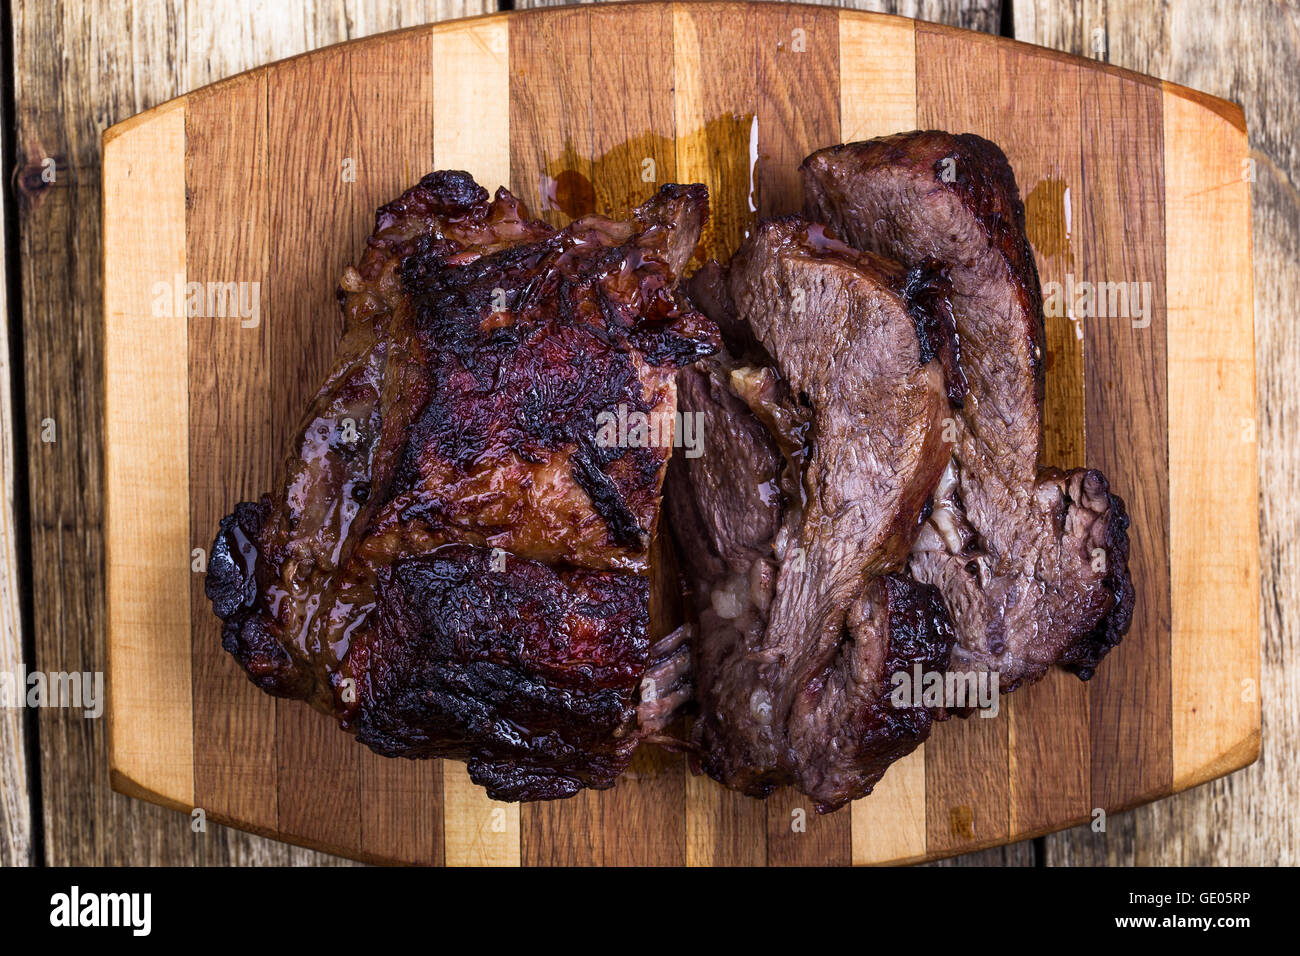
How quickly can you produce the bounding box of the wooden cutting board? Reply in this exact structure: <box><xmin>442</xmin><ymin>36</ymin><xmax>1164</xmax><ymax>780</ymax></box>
<box><xmin>102</xmin><ymin>2</ymin><xmax>1258</xmax><ymax>866</ymax></box>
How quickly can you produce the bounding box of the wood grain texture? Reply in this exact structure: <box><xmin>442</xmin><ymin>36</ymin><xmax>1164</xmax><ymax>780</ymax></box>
<box><xmin>349</xmin><ymin>26</ymin><xmax>446</xmax><ymax>866</ymax></box>
<box><xmin>0</xmin><ymin>25</ymin><xmax>32</xmax><ymax>866</ymax></box>
<box><xmin>671</xmin><ymin>0</ymin><xmax>769</xmax><ymax>866</ymax></box>
<box><xmin>265</xmin><ymin>42</ymin><xmax>364</xmax><ymax>857</ymax></box>
<box><xmin>430</xmin><ymin>16</ymin><xmax>521</xmax><ymax>867</ymax></box>
<box><xmin>838</xmin><ymin>11</ymin><xmax>927</xmax><ymax>868</ymax></box>
<box><xmin>1080</xmin><ymin>69</ymin><xmax>1173</xmax><ymax>816</ymax></box>
<box><xmin>587</xmin><ymin>6</ymin><xmax>688</xmax><ymax>866</ymax></box>
<box><xmin>753</xmin><ymin>2</ymin><xmax>851</xmax><ymax>867</ymax></box>
<box><xmin>1015</xmin><ymin>0</ymin><xmax>1289</xmax><ymax>867</ymax></box>
<box><xmin>1163</xmin><ymin>87</ymin><xmax>1258</xmax><ymax>792</ymax></box>
<box><xmin>104</xmin><ymin>99</ymin><xmax>194</xmax><ymax>812</ymax></box>
<box><xmin>517</xmin><ymin>0</ymin><xmax>1003</xmax><ymax>36</ymax></box>
<box><xmin>15</xmin><ymin>0</ymin><xmax>490</xmax><ymax>867</ymax></box>
<box><xmin>913</xmin><ymin>26</ymin><xmax>1011</xmax><ymax>860</ymax></box>
<box><xmin>186</xmin><ymin>69</ymin><xmax>278</xmax><ymax>837</ymax></box>
<box><xmin>87</xmin><ymin>1</ymin><xmax>1265</xmax><ymax>867</ymax></box>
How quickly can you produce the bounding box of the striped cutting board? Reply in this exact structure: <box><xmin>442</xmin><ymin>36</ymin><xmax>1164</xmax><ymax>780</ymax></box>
<box><xmin>102</xmin><ymin>2</ymin><xmax>1258</xmax><ymax>865</ymax></box>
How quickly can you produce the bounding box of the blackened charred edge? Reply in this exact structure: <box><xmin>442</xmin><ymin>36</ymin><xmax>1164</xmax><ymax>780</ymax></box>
<box><xmin>813</xmin><ymin>575</ymin><xmax>957</xmax><ymax>813</ymax></box>
<box><xmin>1056</xmin><ymin>477</ymin><xmax>1136</xmax><ymax>681</ymax></box>
<box><xmin>206</xmin><ymin>497</ymin><xmax>312</xmax><ymax>700</ymax></box>
<box><xmin>900</xmin><ymin>257</ymin><xmax>968</xmax><ymax>407</ymax></box>
<box><xmin>571</xmin><ymin>437</ymin><xmax>649</xmax><ymax>551</ymax></box>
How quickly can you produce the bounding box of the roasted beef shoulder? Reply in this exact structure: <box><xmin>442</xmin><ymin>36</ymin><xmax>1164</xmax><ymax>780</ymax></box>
<box><xmin>802</xmin><ymin>132</ymin><xmax>1135</xmax><ymax>689</ymax></box>
<box><xmin>667</xmin><ymin>217</ymin><xmax>958</xmax><ymax>811</ymax></box>
<box><xmin>207</xmin><ymin>172</ymin><xmax>717</xmax><ymax>800</ymax></box>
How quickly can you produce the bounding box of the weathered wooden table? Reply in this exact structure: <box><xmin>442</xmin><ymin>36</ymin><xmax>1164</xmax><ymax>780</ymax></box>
<box><xmin>1</xmin><ymin>0</ymin><xmax>1294</xmax><ymax>866</ymax></box>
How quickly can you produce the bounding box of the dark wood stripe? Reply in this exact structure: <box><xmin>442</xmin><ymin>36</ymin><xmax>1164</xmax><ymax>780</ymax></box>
<box><xmin>266</xmin><ymin>45</ymin><xmax>362</xmax><ymax>852</ymax></box>
<box><xmin>509</xmin><ymin>6</ymin><xmax>594</xmax><ymax>229</ymax></box>
<box><xmin>587</xmin><ymin>2</ymin><xmax>686</xmax><ymax>868</ymax></box>
<box><xmin>752</xmin><ymin>1</ymin><xmax>849</xmax><ymax>867</ymax></box>
<box><xmin>186</xmin><ymin>70</ymin><xmax>277</xmax><ymax>834</ymax></box>
<box><xmin>755</xmin><ymin>3</ymin><xmax>841</xmax><ymax>219</ymax></box>
<box><xmin>349</xmin><ymin>28</ymin><xmax>444</xmax><ymax>866</ymax></box>
<box><xmin>509</xmin><ymin>6</ymin><xmax>603</xmax><ymax>865</ymax></box>
<box><xmin>1079</xmin><ymin>70</ymin><xmax>1173</xmax><ymax>811</ymax></box>
<box><xmin>985</xmin><ymin>41</ymin><xmax>1092</xmax><ymax>838</ymax></box>
<box><xmin>915</xmin><ymin>24</ymin><xmax>1012</xmax><ymax>858</ymax></box>
<box><xmin>673</xmin><ymin>0</ymin><xmax>768</xmax><ymax>867</ymax></box>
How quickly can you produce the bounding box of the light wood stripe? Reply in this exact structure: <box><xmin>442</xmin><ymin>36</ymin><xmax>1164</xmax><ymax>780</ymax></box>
<box><xmin>1163</xmin><ymin>87</ymin><xmax>1260</xmax><ymax>788</ymax></box>
<box><xmin>104</xmin><ymin>99</ymin><xmax>194</xmax><ymax>810</ymax></box>
<box><xmin>839</xmin><ymin>12</ymin><xmax>916</xmax><ymax>145</ymax></box>
<box><xmin>432</xmin><ymin>16</ymin><xmax>521</xmax><ymax>867</ymax></box>
<box><xmin>839</xmin><ymin>10</ymin><xmax>925</xmax><ymax>868</ymax></box>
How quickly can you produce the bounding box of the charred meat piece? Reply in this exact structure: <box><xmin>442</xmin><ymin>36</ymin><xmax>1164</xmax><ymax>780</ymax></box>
<box><xmin>207</xmin><ymin>172</ymin><xmax>718</xmax><ymax>801</ymax></box>
<box><xmin>802</xmin><ymin>131</ymin><xmax>1135</xmax><ymax>688</ymax></box>
<box><xmin>667</xmin><ymin>217</ymin><xmax>957</xmax><ymax>811</ymax></box>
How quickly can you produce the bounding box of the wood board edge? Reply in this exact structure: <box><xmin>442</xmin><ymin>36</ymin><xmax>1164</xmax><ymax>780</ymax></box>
<box><xmin>1162</xmin><ymin>84</ymin><xmax>1261</xmax><ymax>791</ymax></box>
<box><xmin>103</xmin><ymin>97</ymin><xmax>195</xmax><ymax>812</ymax></box>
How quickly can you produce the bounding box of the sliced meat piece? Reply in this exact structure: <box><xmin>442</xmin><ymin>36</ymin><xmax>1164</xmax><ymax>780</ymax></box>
<box><xmin>207</xmin><ymin>172</ymin><xmax>718</xmax><ymax>801</ymax></box>
<box><xmin>667</xmin><ymin>217</ymin><xmax>957</xmax><ymax>811</ymax></box>
<box><xmin>802</xmin><ymin>131</ymin><xmax>1135</xmax><ymax>688</ymax></box>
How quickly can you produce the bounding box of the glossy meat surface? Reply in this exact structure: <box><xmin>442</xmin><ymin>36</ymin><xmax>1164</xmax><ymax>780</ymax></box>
<box><xmin>207</xmin><ymin>172</ymin><xmax>716</xmax><ymax>800</ymax></box>
<box><xmin>667</xmin><ymin>217</ymin><xmax>957</xmax><ymax>811</ymax></box>
<box><xmin>802</xmin><ymin>132</ymin><xmax>1135</xmax><ymax>688</ymax></box>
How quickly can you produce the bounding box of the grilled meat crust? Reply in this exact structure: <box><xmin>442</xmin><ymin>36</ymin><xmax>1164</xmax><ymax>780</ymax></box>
<box><xmin>207</xmin><ymin>171</ymin><xmax>717</xmax><ymax>800</ymax></box>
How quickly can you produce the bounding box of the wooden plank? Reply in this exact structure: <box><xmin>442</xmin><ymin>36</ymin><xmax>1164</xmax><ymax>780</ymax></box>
<box><xmin>989</xmin><ymin>41</ymin><xmax>1091</xmax><ymax>840</ymax></box>
<box><xmin>836</xmin><ymin>10</ymin><xmax>929</xmax><ymax>867</ymax></box>
<box><xmin>587</xmin><ymin>2</ymin><xmax>687</xmax><ymax>868</ymax></box>
<box><xmin>104</xmin><ymin>100</ymin><xmax>194</xmax><ymax>813</ymax></box>
<box><xmin>186</xmin><ymin>70</ymin><xmax>278</xmax><ymax>837</ymax></box>
<box><xmin>265</xmin><ymin>44</ymin><xmax>363</xmax><ymax>854</ymax></box>
<box><xmin>1162</xmin><ymin>91</ymin><xmax>1257</xmax><ymax>789</ymax></box>
<box><xmin>753</xmin><ymin>3</ymin><xmax>840</xmax><ymax>218</ymax></box>
<box><xmin>1080</xmin><ymin>69</ymin><xmax>1172</xmax><ymax>814</ymax></box>
<box><xmin>508</xmin><ymin>3</ymin><xmax>602</xmax><ymax>866</ymax></box>
<box><xmin>913</xmin><ymin>25</ymin><xmax>1011</xmax><ymax>860</ymax></box>
<box><xmin>837</xmin><ymin>11</ymin><xmax>916</xmax><ymax>146</ymax></box>
<box><xmin>0</xmin><ymin>22</ymin><xmax>31</xmax><ymax>865</ymax></box>
<box><xmin>16</xmin><ymin>0</ymin><xmax>191</xmax><ymax>868</ymax></box>
<box><xmin>349</xmin><ymin>26</ymin><xmax>445</xmax><ymax>867</ymax></box>
<box><xmin>670</xmin><ymin>0</ymin><xmax>759</xmax><ymax>264</ymax></box>
<box><xmin>1016</xmin><ymin>0</ymin><xmax>1284</xmax><ymax>867</ymax></box>
<box><xmin>671</xmin><ymin>0</ymin><xmax>767</xmax><ymax>867</ymax></box>
<box><xmin>752</xmin><ymin>2</ymin><xmax>850</xmax><ymax>867</ymax></box>
<box><xmin>430</xmin><ymin>15</ymin><xmax>521</xmax><ymax>868</ymax></box>
<box><xmin>509</xmin><ymin>6</ymin><xmax>594</xmax><ymax>228</ymax></box>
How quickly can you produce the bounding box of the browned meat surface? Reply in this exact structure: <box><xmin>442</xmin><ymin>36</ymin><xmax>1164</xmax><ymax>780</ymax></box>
<box><xmin>802</xmin><ymin>131</ymin><xmax>1135</xmax><ymax>689</ymax></box>
<box><xmin>667</xmin><ymin>217</ymin><xmax>957</xmax><ymax>811</ymax></box>
<box><xmin>207</xmin><ymin>172</ymin><xmax>717</xmax><ymax>801</ymax></box>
